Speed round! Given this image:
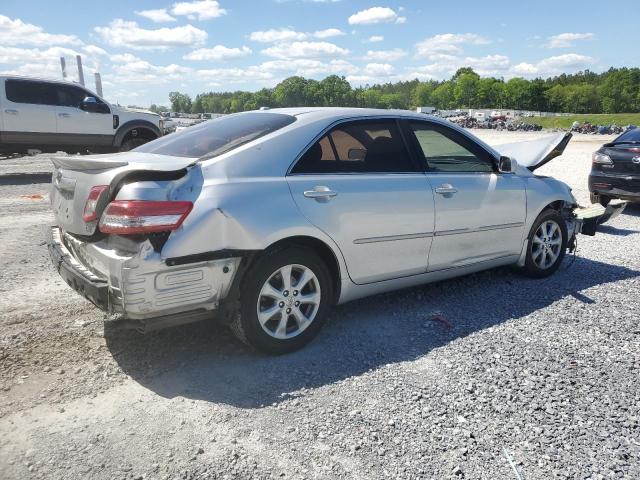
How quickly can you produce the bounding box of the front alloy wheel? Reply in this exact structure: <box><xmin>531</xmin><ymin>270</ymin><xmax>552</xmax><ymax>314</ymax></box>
<box><xmin>521</xmin><ymin>209</ymin><xmax>567</xmax><ymax>278</ymax></box>
<box><xmin>531</xmin><ymin>220</ymin><xmax>563</xmax><ymax>269</ymax></box>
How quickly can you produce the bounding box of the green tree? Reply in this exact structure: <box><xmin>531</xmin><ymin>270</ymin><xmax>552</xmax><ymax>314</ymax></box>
<box><xmin>454</xmin><ymin>71</ymin><xmax>480</xmax><ymax>108</ymax></box>
<box><xmin>168</xmin><ymin>91</ymin><xmax>192</xmax><ymax>113</ymax></box>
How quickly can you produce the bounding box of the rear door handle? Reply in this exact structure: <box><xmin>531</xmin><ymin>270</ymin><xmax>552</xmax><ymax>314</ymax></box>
<box><xmin>303</xmin><ymin>186</ymin><xmax>338</xmax><ymax>201</ymax></box>
<box><xmin>58</xmin><ymin>113</ymin><xmax>71</xmax><ymax>118</ymax></box>
<box><xmin>4</xmin><ymin>109</ymin><xmax>18</xmax><ymax>115</ymax></box>
<box><xmin>435</xmin><ymin>184</ymin><xmax>458</xmax><ymax>195</ymax></box>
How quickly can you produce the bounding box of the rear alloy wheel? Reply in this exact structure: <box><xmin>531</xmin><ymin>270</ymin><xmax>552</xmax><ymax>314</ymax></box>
<box><xmin>257</xmin><ymin>264</ymin><xmax>321</xmax><ymax>340</ymax></box>
<box><xmin>231</xmin><ymin>247</ymin><xmax>332</xmax><ymax>354</ymax></box>
<box><xmin>521</xmin><ymin>209</ymin><xmax>567</xmax><ymax>278</ymax></box>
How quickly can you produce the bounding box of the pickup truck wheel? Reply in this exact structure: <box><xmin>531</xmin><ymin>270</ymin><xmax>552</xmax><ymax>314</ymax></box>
<box><xmin>590</xmin><ymin>192</ymin><xmax>611</xmax><ymax>207</ymax></box>
<box><xmin>230</xmin><ymin>247</ymin><xmax>333</xmax><ymax>354</ymax></box>
<box><xmin>521</xmin><ymin>209</ymin><xmax>567</xmax><ymax>278</ymax></box>
<box><xmin>119</xmin><ymin>137</ymin><xmax>148</xmax><ymax>152</ymax></box>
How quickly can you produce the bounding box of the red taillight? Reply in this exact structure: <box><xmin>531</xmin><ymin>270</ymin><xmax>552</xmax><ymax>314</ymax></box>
<box><xmin>98</xmin><ymin>200</ymin><xmax>193</xmax><ymax>235</ymax></box>
<box><xmin>83</xmin><ymin>185</ymin><xmax>109</xmax><ymax>222</ymax></box>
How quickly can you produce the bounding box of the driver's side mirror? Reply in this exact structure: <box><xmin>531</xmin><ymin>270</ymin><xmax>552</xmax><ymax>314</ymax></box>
<box><xmin>498</xmin><ymin>156</ymin><xmax>517</xmax><ymax>173</ymax></box>
<box><xmin>81</xmin><ymin>96</ymin><xmax>108</xmax><ymax>114</ymax></box>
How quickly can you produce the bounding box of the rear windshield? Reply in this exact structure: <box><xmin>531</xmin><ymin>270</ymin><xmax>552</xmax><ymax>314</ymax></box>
<box><xmin>613</xmin><ymin>127</ymin><xmax>640</xmax><ymax>144</ymax></box>
<box><xmin>135</xmin><ymin>112</ymin><xmax>296</xmax><ymax>159</ymax></box>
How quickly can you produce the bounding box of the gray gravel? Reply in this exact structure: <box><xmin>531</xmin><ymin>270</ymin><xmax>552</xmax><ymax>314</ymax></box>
<box><xmin>0</xmin><ymin>131</ymin><xmax>639</xmax><ymax>479</ymax></box>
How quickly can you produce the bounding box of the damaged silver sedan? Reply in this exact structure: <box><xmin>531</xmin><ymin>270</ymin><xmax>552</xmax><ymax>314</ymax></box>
<box><xmin>48</xmin><ymin>108</ymin><xmax>621</xmax><ymax>353</ymax></box>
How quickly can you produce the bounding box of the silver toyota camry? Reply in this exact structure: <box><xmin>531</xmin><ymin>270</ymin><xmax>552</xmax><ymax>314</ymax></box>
<box><xmin>48</xmin><ymin>108</ymin><xmax>620</xmax><ymax>353</ymax></box>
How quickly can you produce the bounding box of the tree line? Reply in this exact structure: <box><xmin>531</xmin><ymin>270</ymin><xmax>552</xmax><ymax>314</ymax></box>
<box><xmin>154</xmin><ymin>67</ymin><xmax>640</xmax><ymax>115</ymax></box>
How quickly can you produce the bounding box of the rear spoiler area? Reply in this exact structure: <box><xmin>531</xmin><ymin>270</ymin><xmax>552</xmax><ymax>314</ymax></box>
<box><xmin>52</xmin><ymin>156</ymin><xmax>129</xmax><ymax>171</ymax></box>
<box><xmin>495</xmin><ymin>132</ymin><xmax>573</xmax><ymax>171</ymax></box>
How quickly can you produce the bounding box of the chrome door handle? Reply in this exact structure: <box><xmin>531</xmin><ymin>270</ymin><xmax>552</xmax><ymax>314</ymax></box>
<box><xmin>58</xmin><ymin>113</ymin><xmax>71</xmax><ymax>118</ymax></box>
<box><xmin>435</xmin><ymin>184</ymin><xmax>457</xmax><ymax>195</ymax></box>
<box><xmin>4</xmin><ymin>109</ymin><xmax>18</xmax><ymax>115</ymax></box>
<box><xmin>303</xmin><ymin>186</ymin><xmax>338</xmax><ymax>201</ymax></box>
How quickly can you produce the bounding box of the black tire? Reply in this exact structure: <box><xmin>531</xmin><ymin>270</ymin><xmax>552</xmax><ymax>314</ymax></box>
<box><xmin>520</xmin><ymin>209</ymin><xmax>567</xmax><ymax>278</ymax></box>
<box><xmin>230</xmin><ymin>246</ymin><xmax>333</xmax><ymax>354</ymax></box>
<box><xmin>590</xmin><ymin>192</ymin><xmax>611</xmax><ymax>207</ymax></box>
<box><xmin>119</xmin><ymin>136</ymin><xmax>150</xmax><ymax>152</ymax></box>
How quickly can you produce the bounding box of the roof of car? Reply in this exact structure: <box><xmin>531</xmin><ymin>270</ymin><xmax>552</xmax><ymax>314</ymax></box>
<box><xmin>0</xmin><ymin>74</ymin><xmax>86</xmax><ymax>86</ymax></box>
<box><xmin>263</xmin><ymin>107</ymin><xmax>439</xmax><ymax>122</ymax></box>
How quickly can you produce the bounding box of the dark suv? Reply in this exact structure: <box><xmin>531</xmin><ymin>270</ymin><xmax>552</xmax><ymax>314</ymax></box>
<box><xmin>589</xmin><ymin>127</ymin><xmax>640</xmax><ymax>206</ymax></box>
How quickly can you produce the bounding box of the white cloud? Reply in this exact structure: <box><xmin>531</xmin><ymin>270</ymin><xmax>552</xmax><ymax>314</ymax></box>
<box><xmin>111</xmin><ymin>59</ymin><xmax>193</xmax><ymax>84</ymax></box>
<box><xmin>249</xmin><ymin>27</ymin><xmax>344</xmax><ymax>43</ymax></box>
<box><xmin>511</xmin><ymin>53</ymin><xmax>594</xmax><ymax>77</ymax></box>
<box><xmin>416</xmin><ymin>33</ymin><xmax>490</xmax><ymax>58</ymax></box>
<box><xmin>135</xmin><ymin>9</ymin><xmax>176</xmax><ymax>23</ymax></box>
<box><xmin>184</xmin><ymin>45</ymin><xmax>252</xmax><ymax>60</ymax></box>
<box><xmin>348</xmin><ymin>7</ymin><xmax>405</xmax><ymax>25</ymax></box>
<box><xmin>546</xmin><ymin>32</ymin><xmax>594</xmax><ymax>48</ymax></box>
<box><xmin>0</xmin><ymin>14</ymin><xmax>82</xmax><ymax>47</ymax></box>
<box><xmin>260</xmin><ymin>58</ymin><xmax>358</xmax><ymax>77</ymax></box>
<box><xmin>94</xmin><ymin>19</ymin><xmax>207</xmax><ymax>50</ymax></box>
<box><xmin>367</xmin><ymin>35</ymin><xmax>384</xmax><ymax>43</ymax></box>
<box><xmin>171</xmin><ymin>0</ymin><xmax>227</xmax><ymax>21</ymax></box>
<box><xmin>83</xmin><ymin>45</ymin><xmax>108</xmax><ymax>56</ymax></box>
<box><xmin>109</xmin><ymin>53</ymin><xmax>142</xmax><ymax>63</ymax></box>
<box><xmin>313</xmin><ymin>28</ymin><xmax>345</xmax><ymax>39</ymax></box>
<box><xmin>0</xmin><ymin>46</ymin><xmax>87</xmax><ymax>81</ymax></box>
<box><xmin>249</xmin><ymin>28</ymin><xmax>307</xmax><ymax>43</ymax></box>
<box><xmin>262</xmin><ymin>41</ymin><xmax>349</xmax><ymax>59</ymax></box>
<box><xmin>364</xmin><ymin>48</ymin><xmax>407</xmax><ymax>61</ymax></box>
<box><xmin>197</xmin><ymin>66</ymin><xmax>274</xmax><ymax>84</ymax></box>
<box><xmin>409</xmin><ymin>54</ymin><xmax>510</xmax><ymax>79</ymax></box>
<box><xmin>364</xmin><ymin>63</ymin><xmax>394</xmax><ymax>76</ymax></box>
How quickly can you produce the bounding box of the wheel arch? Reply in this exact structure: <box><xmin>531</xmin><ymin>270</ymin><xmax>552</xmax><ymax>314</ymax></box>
<box><xmin>518</xmin><ymin>198</ymin><xmax>575</xmax><ymax>267</ymax></box>
<box><xmin>262</xmin><ymin>235</ymin><xmax>342</xmax><ymax>303</ymax></box>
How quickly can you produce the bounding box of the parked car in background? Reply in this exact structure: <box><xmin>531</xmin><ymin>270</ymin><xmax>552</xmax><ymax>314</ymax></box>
<box><xmin>48</xmin><ymin>108</ymin><xmax>615</xmax><ymax>354</ymax></box>
<box><xmin>0</xmin><ymin>75</ymin><xmax>164</xmax><ymax>155</ymax></box>
<box><xmin>589</xmin><ymin>127</ymin><xmax>640</xmax><ymax>206</ymax></box>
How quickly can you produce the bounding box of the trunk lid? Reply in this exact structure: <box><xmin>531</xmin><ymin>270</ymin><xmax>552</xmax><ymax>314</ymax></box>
<box><xmin>51</xmin><ymin>152</ymin><xmax>196</xmax><ymax>236</ymax></box>
<box><xmin>493</xmin><ymin>132</ymin><xmax>572</xmax><ymax>171</ymax></box>
<box><xmin>602</xmin><ymin>143</ymin><xmax>640</xmax><ymax>174</ymax></box>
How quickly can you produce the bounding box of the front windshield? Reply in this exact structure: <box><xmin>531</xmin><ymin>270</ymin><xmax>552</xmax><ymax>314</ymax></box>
<box><xmin>135</xmin><ymin>112</ymin><xmax>296</xmax><ymax>158</ymax></box>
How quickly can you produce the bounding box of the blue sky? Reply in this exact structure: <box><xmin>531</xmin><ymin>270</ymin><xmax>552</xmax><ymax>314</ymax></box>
<box><xmin>0</xmin><ymin>1</ymin><xmax>634</xmax><ymax>106</ymax></box>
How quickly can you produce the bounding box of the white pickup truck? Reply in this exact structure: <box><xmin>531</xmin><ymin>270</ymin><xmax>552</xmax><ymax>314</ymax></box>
<box><xmin>0</xmin><ymin>75</ymin><xmax>164</xmax><ymax>155</ymax></box>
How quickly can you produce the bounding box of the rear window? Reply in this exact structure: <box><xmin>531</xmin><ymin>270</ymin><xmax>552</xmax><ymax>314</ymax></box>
<box><xmin>613</xmin><ymin>128</ymin><xmax>640</xmax><ymax>144</ymax></box>
<box><xmin>135</xmin><ymin>112</ymin><xmax>296</xmax><ymax>159</ymax></box>
<box><xmin>6</xmin><ymin>79</ymin><xmax>57</xmax><ymax>105</ymax></box>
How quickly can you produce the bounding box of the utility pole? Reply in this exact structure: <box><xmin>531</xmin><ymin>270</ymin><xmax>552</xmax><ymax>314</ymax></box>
<box><xmin>94</xmin><ymin>72</ymin><xmax>103</xmax><ymax>97</ymax></box>
<box><xmin>76</xmin><ymin>55</ymin><xmax>85</xmax><ymax>86</ymax></box>
<box><xmin>60</xmin><ymin>57</ymin><xmax>67</xmax><ymax>79</ymax></box>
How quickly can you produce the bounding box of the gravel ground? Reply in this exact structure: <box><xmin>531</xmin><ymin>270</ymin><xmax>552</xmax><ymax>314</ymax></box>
<box><xmin>0</xmin><ymin>131</ymin><xmax>639</xmax><ymax>479</ymax></box>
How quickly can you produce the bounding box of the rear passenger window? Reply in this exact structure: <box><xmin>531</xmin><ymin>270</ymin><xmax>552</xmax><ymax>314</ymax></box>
<box><xmin>292</xmin><ymin>120</ymin><xmax>416</xmax><ymax>174</ymax></box>
<box><xmin>5</xmin><ymin>79</ymin><xmax>56</xmax><ymax>105</ymax></box>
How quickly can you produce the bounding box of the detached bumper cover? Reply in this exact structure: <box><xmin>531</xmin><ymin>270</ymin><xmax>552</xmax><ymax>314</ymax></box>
<box><xmin>575</xmin><ymin>202</ymin><xmax>627</xmax><ymax>236</ymax></box>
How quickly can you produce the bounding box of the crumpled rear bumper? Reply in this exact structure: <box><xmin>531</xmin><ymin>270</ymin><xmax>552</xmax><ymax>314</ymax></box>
<box><xmin>48</xmin><ymin>228</ymin><xmax>109</xmax><ymax>310</ymax></box>
<box><xmin>48</xmin><ymin>227</ymin><xmax>241</xmax><ymax>330</ymax></box>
